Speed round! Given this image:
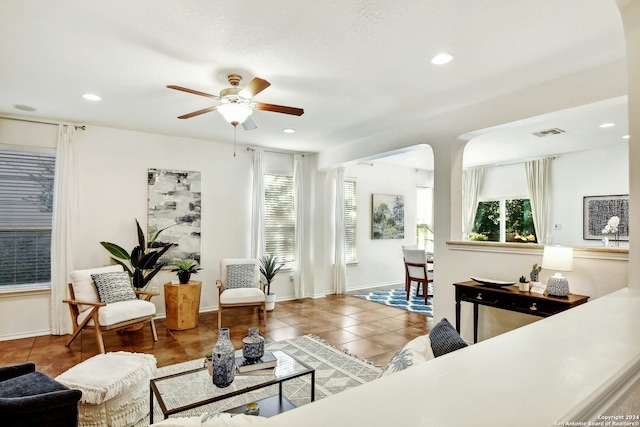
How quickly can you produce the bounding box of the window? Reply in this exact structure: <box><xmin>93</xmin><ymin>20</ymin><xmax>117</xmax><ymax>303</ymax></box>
<box><xmin>471</xmin><ymin>199</ymin><xmax>537</xmax><ymax>243</ymax></box>
<box><xmin>416</xmin><ymin>186</ymin><xmax>433</xmax><ymax>251</ymax></box>
<box><xmin>344</xmin><ymin>180</ymin><xmax>357</xmax><ymax>263</ymax></box>
<box><xmin>0</xmin><ymin>149</ymin><xmax>55</xmax><ymax>286</ymax></box>
<box><xmin>264</xmin><ymin>173</ymin><xmax>295</xmax><ymax>266</ymax></box>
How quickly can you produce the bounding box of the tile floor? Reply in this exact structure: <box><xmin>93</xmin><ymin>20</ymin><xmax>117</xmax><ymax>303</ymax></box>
<box><xmin>0</xmin><ymin>293</ymin><xmax>433</xmax><ymax>378</ymax></box>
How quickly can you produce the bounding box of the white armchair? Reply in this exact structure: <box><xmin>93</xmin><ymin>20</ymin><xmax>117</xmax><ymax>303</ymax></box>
<box><xmin>216</xmin><ymin>259</ymin><xmax>267</xmax><ymax>328</ymax></box>
<box><xmin>63</xmin><ymin>265</ymin><xmax>158</xmax><ymax>353</ymax></box>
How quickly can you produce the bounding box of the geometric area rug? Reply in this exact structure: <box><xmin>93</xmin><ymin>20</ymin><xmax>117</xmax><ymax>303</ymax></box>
<box><xmin>353</xmin><ymin>284</ymin><xmax>433</xmax><ymax>317</ymax></box>
<box><xmin>136</xmin><ymin>334</ymin><xmax>382</xmax><ymax>425</ymax></box>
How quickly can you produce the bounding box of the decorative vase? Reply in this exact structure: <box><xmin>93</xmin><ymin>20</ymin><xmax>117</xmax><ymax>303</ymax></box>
<box><xmin>178</xmin><ymin>271</ymin><xmax>191</xmax><ymax>284</ymax></box>
<box><xmin>242</xmin><ymin>327</ymin><xmax>265</xmax><ymax>361</ymax></box>
<box><xmin>211</xmin><ymin>328</ymin><xmax>235</xmax><ymax>388</ymax></box>
<box><xmin>602</xmin><ymin>236</ymin><xmax>609</xmax><ymax>247</ymax></box>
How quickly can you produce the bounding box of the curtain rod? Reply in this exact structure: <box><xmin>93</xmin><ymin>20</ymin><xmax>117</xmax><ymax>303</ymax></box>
<box><xmin>1</xmin><ymin>116</ymin><xmax>86</xmax><ymax>130</ymax></box>
<box><xmin>246</xmin><ymin>147</ymin><xmax>304</xmax><ymax>157</ymax></box>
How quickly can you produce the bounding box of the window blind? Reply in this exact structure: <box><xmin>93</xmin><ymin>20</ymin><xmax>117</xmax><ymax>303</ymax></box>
<box><xmin>344</xmin><ymin>180</ymin><xmax>357</xmax><ymax>263</ymax></box>
<box><xmin>0</xmin><ymin>149</ymin><xmax>55</xmax><ymax>286</ymax></box>
<box><xmin>264</xmin><ymin>174</ymin><xmax>295</xmax><ymax>265</ymax></box>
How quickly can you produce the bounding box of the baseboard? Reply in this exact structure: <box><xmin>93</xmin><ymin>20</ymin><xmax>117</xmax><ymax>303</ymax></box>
<box><xmin>347</xmin><ymin>281</ymin><xmax>404</xmax><ymax>292</ymax></box>
<box><xmin>0</xmin><ymin>328</ymin><xmax>51</xmax><ymax>341</ymax></box>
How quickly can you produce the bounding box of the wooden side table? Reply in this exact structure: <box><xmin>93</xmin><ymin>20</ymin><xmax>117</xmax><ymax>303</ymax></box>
<box><xmin>164</xmin><ymin>281</ymin><xmax>202</xmax><ymax>330</ymax></box>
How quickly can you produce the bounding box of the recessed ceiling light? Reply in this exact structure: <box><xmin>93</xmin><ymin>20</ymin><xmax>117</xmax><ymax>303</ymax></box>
<box><xmin>599</xmin><ymin>123</ymin><xmax>615</xmax><ymax>128</ymax></box>
<box><xmin>283</xmin><ymin>128</ymin><xmax>296</xmax><ymax>134</ymax></box>
<box><xmin>13</xmin><ymin>104</ymin><xmax>37</xmax><ymax>112</ymax></box>
<box><xmin>623</xmin><ymin>135</ymin><xmax>630</xmax><ymax>139</ymax></box>
<box><xmin>82</xmin><ymin>93</ymin><xmax>101</xmax><ymax>101</ymax></box>
<box><xmin>431</xmin><ymin>53</ymin><xmax>453</xmax><ymax>65</ymax></box>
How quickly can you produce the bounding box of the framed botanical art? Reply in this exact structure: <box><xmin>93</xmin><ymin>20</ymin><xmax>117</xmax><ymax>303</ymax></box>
<box><xmin>583</xmin><ymin>194</ymin><xmax>629</xmax><ymax>241</ymax></box>
<box><xmin>371</xmin><ymin>194</ymin><xmax>404</xmax><ymax>239</ymax></box>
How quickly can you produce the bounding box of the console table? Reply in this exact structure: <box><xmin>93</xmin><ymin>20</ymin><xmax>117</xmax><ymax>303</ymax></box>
<box><xmin>453</xmin><ymin>280</ymin><xmax>589</xmax><ymax>343</ymax></box>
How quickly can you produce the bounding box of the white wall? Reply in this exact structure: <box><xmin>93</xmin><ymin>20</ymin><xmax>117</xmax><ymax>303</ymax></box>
<box><xmin>342</xmin><ymin>162</ymin><xmax>432</xmax><ymax>290</ymax></box>
<box><xmin>0</xmin><ymin>122</ymin><xmax>314</xmax><ymax>339</ymax></box>
<box><xmin>471</xmin><ymin>143</ymin><xmax>629</xmax><ymax>248</ymax></box>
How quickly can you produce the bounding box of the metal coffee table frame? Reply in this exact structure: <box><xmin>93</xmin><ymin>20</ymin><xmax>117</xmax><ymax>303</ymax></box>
<box><xmin>149</xmin><ymin>350</ymin><xmax>315</xmax><ymax>422</ymax></box>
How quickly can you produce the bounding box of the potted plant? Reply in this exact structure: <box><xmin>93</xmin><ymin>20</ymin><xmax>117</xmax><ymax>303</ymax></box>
<box><xmin>171</xmin><ymin>259</ymin><xmax>202</xmax><ymax>284</ymax></box>
<box><xmin>260</xmin><ymin>254</ymin><xmax>285</xmax><ymax>311</ymax></box>
<box><xmin>100</xmin><ymin>219</ymin><xmax>174</xmax><ymax>291</ymax></box>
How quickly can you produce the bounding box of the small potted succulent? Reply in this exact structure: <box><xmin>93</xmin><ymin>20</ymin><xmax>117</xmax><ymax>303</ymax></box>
<box><xmin>171</xmin><ymin>259</ymin><xmax>202</xmax><ymax>284</ymax></box>
<box><xmin>518</xmin><ymin>275</ymin><xmax>530</xmax><ymax>292</ymax></box>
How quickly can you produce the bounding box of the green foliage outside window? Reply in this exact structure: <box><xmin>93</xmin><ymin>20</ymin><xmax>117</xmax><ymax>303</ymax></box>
<box><xmin>472</xmin><ymin>199</ymin><xmax>537</xmax><ymax>243</ymax></box>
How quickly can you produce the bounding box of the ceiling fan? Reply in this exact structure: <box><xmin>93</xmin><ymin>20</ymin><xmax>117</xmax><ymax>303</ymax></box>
<box><xmin>167</xmin><ymin>74</ymin><xmax>304</xmax><ymax>130</ymax></box>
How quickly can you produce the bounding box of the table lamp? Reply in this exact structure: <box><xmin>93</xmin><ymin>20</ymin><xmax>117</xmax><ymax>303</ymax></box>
<box><xmin>541</xmin><ymin>245</ymin><xmax>573</xmax><ymax>296</ymax></box>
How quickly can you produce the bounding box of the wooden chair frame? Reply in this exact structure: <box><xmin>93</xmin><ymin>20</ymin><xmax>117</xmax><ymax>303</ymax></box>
<box><xmin>404</xmin><ymin>259</ymin><xmax>433</xmax><ymax>304</ymax></box>
<box><xmin>63</xmin><ymin>283</ymin><xmax>159</xmax><ymax>354</ymax></box>
<box><xmin>216</xmin><ymin>279</ymin><xmax>267</xmax><ymax>329</ymax></box>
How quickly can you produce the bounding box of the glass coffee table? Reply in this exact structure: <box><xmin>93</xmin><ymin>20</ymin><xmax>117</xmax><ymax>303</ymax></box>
<box><xmin>149</xmin><ymin>350</ymin><xmax>315</xmax><ymax>423</ymax></box>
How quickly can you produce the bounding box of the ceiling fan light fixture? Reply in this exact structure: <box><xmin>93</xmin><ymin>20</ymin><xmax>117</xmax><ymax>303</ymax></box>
<box><xmin>217</xmin><ymin>103</ymin><xmax>253</xmax><ymax>125</ymax></box>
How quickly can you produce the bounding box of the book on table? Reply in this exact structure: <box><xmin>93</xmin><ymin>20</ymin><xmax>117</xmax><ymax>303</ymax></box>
<box><xmin>235</xmin><ymin>351</ymin><xmax>278</xmax><ymax>373</ymax></box>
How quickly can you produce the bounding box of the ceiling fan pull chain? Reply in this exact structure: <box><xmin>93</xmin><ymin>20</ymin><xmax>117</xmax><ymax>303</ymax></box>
<box><xmin>233</xmin><ymin>124</ymin><xmax>237</xmax><ymax>157</ymax></box>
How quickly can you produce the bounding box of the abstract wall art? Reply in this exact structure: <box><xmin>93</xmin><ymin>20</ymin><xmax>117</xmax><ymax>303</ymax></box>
<box><xmin>148</xmin><ymin>168</ymin><xmax>201</xmax><ymax>266</ymax></box>
<box><xmin>583</xmin><ymin>194</ymin><xmax>629</xmax><ymax>241</ymax></box>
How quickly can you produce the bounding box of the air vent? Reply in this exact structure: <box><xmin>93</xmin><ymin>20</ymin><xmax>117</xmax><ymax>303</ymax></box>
<box><xmin>532</xmin><ymin>128</ymin><xmax>565</xmax><ymax>137</ymax></box>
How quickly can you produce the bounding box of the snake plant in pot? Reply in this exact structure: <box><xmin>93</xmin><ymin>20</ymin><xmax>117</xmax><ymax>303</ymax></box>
<box><xmin>100</xmin><ymin>219</ymin><xmax>173</xmax><ymax>291</ymax></box>
<box><xmin>260</xmin><ymin>254</ymin><xmax>285</xmax><ymax>311</ymax></box>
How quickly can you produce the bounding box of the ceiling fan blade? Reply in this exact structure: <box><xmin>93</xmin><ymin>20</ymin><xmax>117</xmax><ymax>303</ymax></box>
<box><xmin>239</xmin><ymin>78</ymin><xmax>271</xmax><ymax>98</ymax></box>
<box><xmin>178</xmin><ymin>106</ymin><xmax>217</xmax><ymax>119</ymax></box>
<box><xmin>254</xmin><ymin>102</ymin><xmax>304</xmax><ymax>116</ymax></box>
<box><xmin>242</xmin><ymin>117</ymin><xmax>257</xmax><ymax>131</ymax></box>
<box><xmin>167</xmin><ymin>85</ymin><xmax>219</xmax><ymax>99</ymax></box>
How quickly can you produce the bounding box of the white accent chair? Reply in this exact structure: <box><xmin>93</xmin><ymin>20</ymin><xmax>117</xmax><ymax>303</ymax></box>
<box><xmin>402</xmin><ymin>247</ymin><xmax>433</xmax><ymax>304</ymax></box>
<box><xmin>63</xmin><ymin>265</ymin><xmax>159</xmax><ymax>353</ymax></box>
<box><xmin>216</xmin><ymin>259</ymin><xmax>267</xmax><ymax>328</ymax></box>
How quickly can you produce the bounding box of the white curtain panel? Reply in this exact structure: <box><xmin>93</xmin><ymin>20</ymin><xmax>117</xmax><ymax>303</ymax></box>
<box><xmin>333</xmin><ymin>167</ymin><xmax>347</xmax><ymax>295</ymax></box>
<box><xmin>50</xmin><ymin>125</ymin><xmax>77</xmax><ymax>335</ymax></box>
<box><xmin>462</xmin><ymin>167</ymin><xmax>484</xmax><ymax>240</ymax></box>
<box><xmin>293</xmin><ymin>154</ymin><xmax>304</xmax><ymax>299</ymax></box>
<box><xmin>525</xmin><ymin>158</ymin><xmax>551</xmax><ymax>244</ymax></box>
<box><xmin>251</xmin><ymin>149</ymin><xmax>266</xmax><ymax>259</ymax></box>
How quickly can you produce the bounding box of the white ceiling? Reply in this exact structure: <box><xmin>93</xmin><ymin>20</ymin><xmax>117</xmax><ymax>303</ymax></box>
<box><xmin>0</xmin><ymin>0</ymin><xmax>627</xmax><ymax>168</ymax></box>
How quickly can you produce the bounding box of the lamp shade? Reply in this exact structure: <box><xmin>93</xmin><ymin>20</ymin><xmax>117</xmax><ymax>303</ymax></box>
<box><xmin>541</xmin><ymin>245</ymin><xmax>573</xmax><ymax>272</ymax></box>
<box><xmin>217</xmin><ymin>103</ymin><xmax>253</xmax><ymax>125</ymax></box>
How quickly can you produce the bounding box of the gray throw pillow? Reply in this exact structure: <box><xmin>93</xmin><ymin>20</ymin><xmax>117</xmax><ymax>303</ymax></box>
<box><xmin>91</xmin><ymin>271</ymin><xmax>137</xmax><ymax>303</ymax></box>
<box><xmin>429</xmin><ymin>318</ymin><xmax>468</xmax><ymax>357</ymax></box>
<box><xmin>226</xmin><ymin>264</ymin><xmax>255</xmax><ymax>289</ymax></box>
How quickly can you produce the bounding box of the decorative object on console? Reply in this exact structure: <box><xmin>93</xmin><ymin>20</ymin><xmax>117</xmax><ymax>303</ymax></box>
<box><xmin>148</xmin><ymin>168</ymin><xmax>202</xmax><ymax>265</ymax></box>
<box><xmin>242</xmin><ymin>327</ymin><xmax>265</xmax><ymax>361</ymax></box>
<box><xmin>171</xmin><ymin>259</ymin><xmax>202</xmax><ymax>284</ymax></box>
<box><xmin>212</xmin><ymin>328</ymin><xmax>235</xmax><ymax>388</ymax></box>
<box><xmin>469</xmin><ymin>277</ymin><xmax>515</xmax><ymax>287</ymax></box>
<box><xmin>530</xmin><ymin>263</ymin><xmax>542</xmax><ymax>282</ymax></box>
<box><xmin>518</xmin><ymin>275</ymin><xmax>530</xmax><ymax>292</ymax></box>
<box><xmin>542</xmin><ymin>245</ymin><xmax>573</xmax><ymax>297</ymax></box>
<box><xmin>99</xmin><ymin>218</ymin><xmax>173</xmax><ymax>291</ymax></box>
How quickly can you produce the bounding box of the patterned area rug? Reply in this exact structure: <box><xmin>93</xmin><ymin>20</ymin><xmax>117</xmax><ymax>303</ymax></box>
<box><xmin>137</xmin><ymin>334</ymin><xmax>381</xmax><ymax>425</ymax></box>
<box><xmin>354</xmin><ymin>285</ymin><xmax>433</xmax><ymax>317</ymax></box>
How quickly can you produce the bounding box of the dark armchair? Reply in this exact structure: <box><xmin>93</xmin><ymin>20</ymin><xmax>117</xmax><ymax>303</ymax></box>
<box><xmin>0</xmin><ymin>362</ymin><xmax>82</xmax><ymax>427</ymax></box>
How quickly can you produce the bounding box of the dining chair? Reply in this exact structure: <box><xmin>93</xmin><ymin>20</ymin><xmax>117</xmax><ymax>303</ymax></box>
<box><xmin>402</xmin><ymin>247</ymin><xmax>433</xmax><ymax>304</ymax></box>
